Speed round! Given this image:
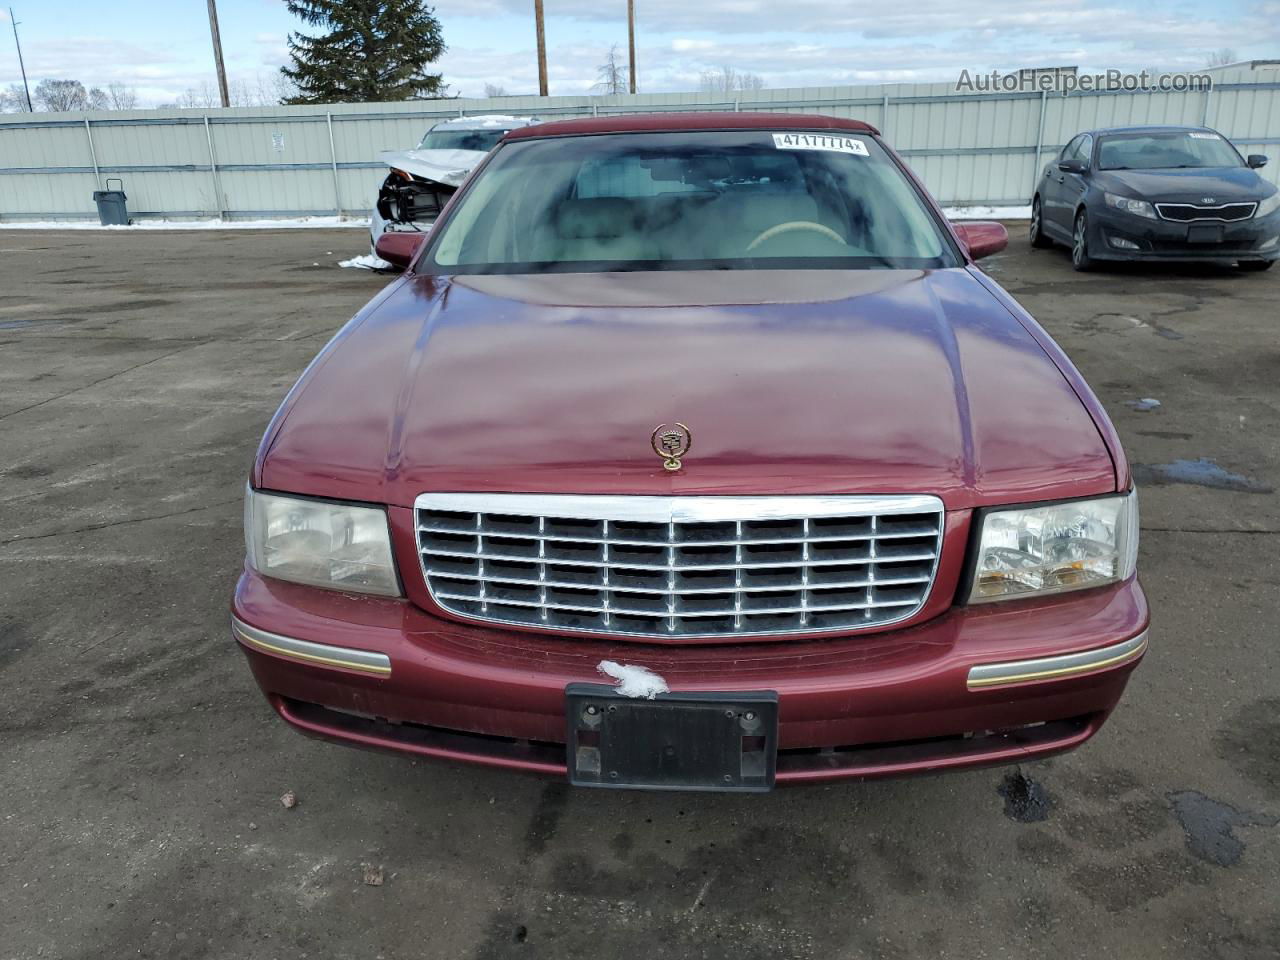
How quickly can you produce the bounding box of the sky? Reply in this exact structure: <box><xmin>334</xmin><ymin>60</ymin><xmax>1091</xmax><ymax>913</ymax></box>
<box><xmin>1</xmin><ymin>0</ymin><xmax>1278</xmax><ymax>105</ymax></box>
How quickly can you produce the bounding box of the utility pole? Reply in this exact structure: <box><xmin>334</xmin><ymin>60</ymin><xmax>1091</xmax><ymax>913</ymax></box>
<box><xmin>205</xmin><ymin>0</ymin><xmax>231</xmax><ymax>108</ymax></box>
<box><xmin>533</xmin><ymin>0</ymin><xmax>548</xmax><ymax>96</ymax></box>
<box><xmin>8</xmin><ymin>7</ymin><xmax>32</xmax><ymax>112</ymax></box>
<box><xmin>627</xmin><ymin>0</ymin><xmax>636</xmax><ymax>94</ymax></box>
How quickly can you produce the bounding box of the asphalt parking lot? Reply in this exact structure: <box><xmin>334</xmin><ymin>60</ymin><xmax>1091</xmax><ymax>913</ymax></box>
<box><xmin>1</xmin><ymin>226</ymin><xmax>1277</xmax><ymax>960</ymax></box>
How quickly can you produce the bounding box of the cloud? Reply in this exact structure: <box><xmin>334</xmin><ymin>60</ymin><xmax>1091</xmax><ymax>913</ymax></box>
<box><xmin>434</xmin><ymin>0</ymin><xmax>1280</xmax><ymax>49</ymax></box>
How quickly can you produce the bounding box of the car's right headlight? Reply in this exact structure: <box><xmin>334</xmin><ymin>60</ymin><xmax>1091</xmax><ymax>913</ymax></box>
<box><xmin>1104</xmin><ymin>193</ymin><xmax>1158</xmax><ymax>220</ymax></box>
<box><xmin>968</xmin><ymin>490</ymin><xmax>1139</xmax><ymax>603</ymax></box>
<box><xmin>244</xmin><ymin>487</ymin><xmax>401</xmax><ymax>597</ymax></box>
<box><xmin>1256</xmin><ymin>191</ymin><xmax>1280</xmax><ymax>218</ymax></box>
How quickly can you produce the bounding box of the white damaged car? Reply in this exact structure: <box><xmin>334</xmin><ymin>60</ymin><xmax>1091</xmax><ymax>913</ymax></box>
<box><xmin>370</xmin><ymin>115</ymin><xmax>538</xmax><ymax>248</ymax></box>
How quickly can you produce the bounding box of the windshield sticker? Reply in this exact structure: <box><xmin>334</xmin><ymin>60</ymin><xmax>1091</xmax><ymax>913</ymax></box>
<box><xmin>1189</xmin><ymin>132</ymin><xmax>1220</xmax><ymax>139</ymax></box>
<box><xmin>772</xmin><ymin>132</ymin><xmax>869</xmax><ymax>156</ymax></box>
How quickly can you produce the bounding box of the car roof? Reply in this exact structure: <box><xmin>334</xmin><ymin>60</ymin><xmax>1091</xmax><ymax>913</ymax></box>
<box><xmin>431</xmin><ymin>115</ymin><xmax>539</xmax><ymax>131</ymax></box>
<box><xmin>1089</xmin><ymin>124</ymin><xmax>1216</xmax><ymax>137</ymax></box>
<box><xmin>504</xmin><ymin>112</ymin><xmax>879</xmax><ymax>140</ymax></box>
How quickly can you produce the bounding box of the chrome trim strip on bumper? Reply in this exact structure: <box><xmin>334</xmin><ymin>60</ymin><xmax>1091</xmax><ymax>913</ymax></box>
<box><xmin>231</xmin><ymin>616</ymin><xmax>391</xmax><ymax>677</ymax></box>
<box><xmin>967</xmin><ymin>630</ymin><xmax>1147</xmax><ymax>690</ymax></box>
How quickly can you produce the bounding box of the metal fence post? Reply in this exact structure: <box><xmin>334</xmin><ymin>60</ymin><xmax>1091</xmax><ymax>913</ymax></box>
<box><xmin>1031</xmin><ymin>89</ymin><xmax>1049</xmax><ymax>198</ymax></box>
<box><xmin>325</xmin><ymin>112</ymin><xmax>342</xmax><ymax>218</ymax></box>
<box><xmin>83</xmin><ymin>118</ymin><xmax>101</xmax><ymax>190</ymax></box>
<box><xmin>203</xmin><ymin>116</ymin><xmax>225</xmax><ymax>219</ymax></box>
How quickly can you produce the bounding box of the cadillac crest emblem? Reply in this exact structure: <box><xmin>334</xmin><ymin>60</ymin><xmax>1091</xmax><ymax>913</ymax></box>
<box><xmin>651</xmin><ymin>423</ymin><xmax>692</xmax><ymax>471</ymax></box>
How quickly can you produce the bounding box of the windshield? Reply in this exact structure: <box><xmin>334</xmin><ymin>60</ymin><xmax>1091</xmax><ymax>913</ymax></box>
<box><xmin>417</xmin><ymin>128</ymin><xmax>511</xmax><ymax>152</ymax></box>
<box><xmin>425</xmin><ymin>130</ymin><xmax>960</xmax><ymax>274</ymax></box>
<box><xmin>1097</xmin><ymin>131</ymin><xmax>1243</xmax><ymax>171</ymax></box>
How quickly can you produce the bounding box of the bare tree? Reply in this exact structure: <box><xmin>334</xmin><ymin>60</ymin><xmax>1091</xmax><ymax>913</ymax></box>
<box><xmin>483</xmin><ymin>82</ymin><xmax>508</xmax><ymax>98</ymax></box>
<box><xmin>33</xmin><ymin>78</ymin><xmax>89</xmax><ymax>112</ymax></box>
<box><xmin>258</xmin><ymin>70</ymin><xmax>299</xmax><ymax>105</ymax></box>
<box><xmin>87</xmin><ymin>87</ymin><xmax>110</xmax><ymax>111</ymax></box>
<box><xmin>594</xmin><ymin>44</ymin><xmax>626</xmax><ymax>95</ymax></box>
<box><xmin>176</xmin><ymin>80</ymin><xmax>221</xmax><ymax>109</ymax></box>
<box><xmin>0</xmin><ymin>83</ymin><xmax>32</xmax><ymax>112</ymax></box>
<box><xmin>699</xmin><ymin>66</ymin><xmax>764</xmax><ymax>95</ymax></box>
<box><xmin>1206</xmin><ymin>48</ymin><xmax>1239</xmax><ymax>67</ymax></box>
<box><xmin>106</xmin><ymin>83</ymin><xmax>139</xmax><ymax>110</ymax></box>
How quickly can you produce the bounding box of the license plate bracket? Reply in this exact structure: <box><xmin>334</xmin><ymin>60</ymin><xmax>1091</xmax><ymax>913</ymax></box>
<box><xmin>565</xmin><ymin>684</ymin><xmax>779</xmax><ymax>792</ymax></box>
<box><xmin>1187</xmin><ymin>224</ymin><xmax>1224</xmax><ymax>243</ymax></box>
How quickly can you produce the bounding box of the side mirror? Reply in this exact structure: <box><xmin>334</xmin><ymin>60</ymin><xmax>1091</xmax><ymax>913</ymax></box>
<box><xmin>954</xmin><ymin>221</ymin><xmax>1009</xmax><ymax>261</ymax></box>
<box><xmin>1247</xmin><ymin>154</ymin><xmax>1269</xmax><ymax>169</ymax></box>
<box><xmin>1058</xmin><ymin>160</ymin><xmax>1088</xmax><ymax>175</ymax></box>
<box><xmin>374</xmin><ymin>231</ymin><xmax>427</xmax><ymax>269</ymax></box>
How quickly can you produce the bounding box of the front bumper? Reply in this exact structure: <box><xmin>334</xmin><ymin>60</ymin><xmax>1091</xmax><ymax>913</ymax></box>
<box><xmin>1089</xmin><ymin>205</ymin><xmax>1280</xmax><ymax>262</ymax></box>
<box><xmin>233</xmin><ymin>568</ymin><xmax>1149</xmax><ymax>785</ymax></box>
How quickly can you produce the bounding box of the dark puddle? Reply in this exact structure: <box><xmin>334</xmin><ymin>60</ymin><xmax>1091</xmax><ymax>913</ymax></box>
<box><xmin>1167</xmin><ymin>791</ymin><xmax>1277</xmax><ymax>867</ymax></box>
<box><xmin>999</xmin><ymin>770</ymin><xmax>1054</xmax><ymax>822</ymax></box>
<box><xmin>1132</xmin><ymin>457</ymin><xmax>1273</xmax><ymax>493</ymax></box>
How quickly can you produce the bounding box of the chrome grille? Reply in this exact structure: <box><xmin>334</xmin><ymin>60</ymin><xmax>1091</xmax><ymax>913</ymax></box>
<box><xmin>414</xmin><ymin>494</ymin><xmax>943</xmax><ymax>639</ymax></box>
<box><xmin>1155</xmin><ymin>201</ymin><xmax>1256</xmax><ymax>223</ymax></box>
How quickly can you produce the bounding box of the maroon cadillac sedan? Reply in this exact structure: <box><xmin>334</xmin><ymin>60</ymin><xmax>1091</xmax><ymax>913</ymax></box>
<box><xmin>233</xmin><ymin>113</ymin><xmax>1148</xmax><ymax>791</ymax></box>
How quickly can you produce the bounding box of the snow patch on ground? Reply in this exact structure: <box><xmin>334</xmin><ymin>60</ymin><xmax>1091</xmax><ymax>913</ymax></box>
<box><xmin>0</xmin><ymin>216</ymin><xmax>371</xmax><ymax>231</ymax></box>
<box><xmin>338</xmin><ymin>254</ymin><xmax>392</xmax><ymax>270</ymax></box>
<box><xmin>945</xmin><ymin>205</ymin><xmax>1032</xmax><ymax>220</ymax></box>
<box><xmin>597</xmin><ymin>661</ymin><xmax>670</xmax><ymax>699</ymax></box>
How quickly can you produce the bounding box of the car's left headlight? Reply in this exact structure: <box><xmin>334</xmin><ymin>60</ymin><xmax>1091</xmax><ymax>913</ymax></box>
<box><xmin>968</xmin><ymin>491</ymin><xmax>1138</xmax><ymax>603</ymax></box>
<box><xmin>244</xmin><ymin>487</ymin><xmax>401</xmax><ymax>597</ymax></box>
<box><xmin>1104</xmin><ymin>193</ymin><xmax>1158</xmax><ymax>220</ymax></box>
<box><xmin>1255</xmin><ymin>191</ymin><xmax>1280</xmax><ymax>218</ymax></box>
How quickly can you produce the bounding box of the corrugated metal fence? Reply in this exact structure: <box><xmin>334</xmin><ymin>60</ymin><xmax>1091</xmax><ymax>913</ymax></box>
<box><xmin>2</xmin><ymin>70</ymin><xmax>1278</xmax><ymax>222</ymax></box>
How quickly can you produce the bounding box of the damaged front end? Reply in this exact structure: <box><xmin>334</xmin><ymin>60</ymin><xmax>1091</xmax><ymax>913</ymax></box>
<box><xmin>375</xmin><ymin>167</ymin><xmax>456</xmax><ymax>234</ymax></box>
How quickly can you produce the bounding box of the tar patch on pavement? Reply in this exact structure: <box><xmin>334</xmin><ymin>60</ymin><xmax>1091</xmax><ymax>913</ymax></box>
<box><xmin>1167</xmin><ymin>791</ymin><xmax>1278</xmax><ymax>867</ymax></box>
<box><xmin>999</xmin><ymin>770</ymin><xmax>1054</xmax><ymax>822</ymax></box>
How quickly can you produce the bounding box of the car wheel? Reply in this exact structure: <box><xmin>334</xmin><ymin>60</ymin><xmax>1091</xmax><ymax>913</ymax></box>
<box><xmin>1072</xmin><ymin>210</ymin><xmax>1095</xmax><ymax>272</ymax></box>
<box><xmin>1238</xmin><ymin>259</ymin><xmax>1274</xmax><ymax>272</ymax></box>
<box><xmin>1029</xmin><ymin>197</ymin><xmax>1052</xmax><ymax>249</ymax></box>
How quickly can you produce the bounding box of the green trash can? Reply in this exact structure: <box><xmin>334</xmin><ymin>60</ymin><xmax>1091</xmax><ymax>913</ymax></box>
<box><xmin>93</xmin><ymin>178</ymin><xmax>129</xmax><ymax>226</ymax></box>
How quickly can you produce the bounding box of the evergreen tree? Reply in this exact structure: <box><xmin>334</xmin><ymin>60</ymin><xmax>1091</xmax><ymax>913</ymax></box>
<box><xmin>281</xmin><ymin>0</ymin><xmax>448</xmax><ymax>104</ymax></box>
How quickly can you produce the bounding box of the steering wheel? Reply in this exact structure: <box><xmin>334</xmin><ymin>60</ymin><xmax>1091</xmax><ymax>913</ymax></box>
<box><xmin>746</xmin><ymin>220</ymin><xmax>848</xmax><ymax>253</ymax></box>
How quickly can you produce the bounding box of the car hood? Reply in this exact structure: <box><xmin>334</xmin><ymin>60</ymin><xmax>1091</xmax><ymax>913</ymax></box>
<box><xmin>259</xmin><ymin>269</ymin><xmax>1117</xmax><ymax>510</ymax></box>
<box><xmin>378</xmin><ymin>148</ymin><xmax>489</xmax><ymax>186</ymax></box>
<box><xmin>1096</xmin><ymin>166</ymin><xmax>1270</xmax><ymax>202</ymax></box>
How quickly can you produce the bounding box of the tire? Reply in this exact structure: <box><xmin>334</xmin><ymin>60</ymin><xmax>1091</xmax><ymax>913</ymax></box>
<box><xmin>1238</xmin><ymin>259</ymin><xmax>1274</xmax><ymax>272</ymax></box>
<box><xmin>1072</xmin><ymin>210</ymin><xmax>1095</xmax><ymax>272</ymax></box>
<box><xmin>1029</xmin><ymin>197</ymin><xmax>1052</xmax><ymax>249</ymax></box>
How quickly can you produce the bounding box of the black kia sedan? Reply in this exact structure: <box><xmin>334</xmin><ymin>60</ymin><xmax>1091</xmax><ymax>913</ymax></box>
<box><xmin>1030</xmin><ymin>125</ymin><xmax>1279</xmax><ymax>271</ymax></box>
